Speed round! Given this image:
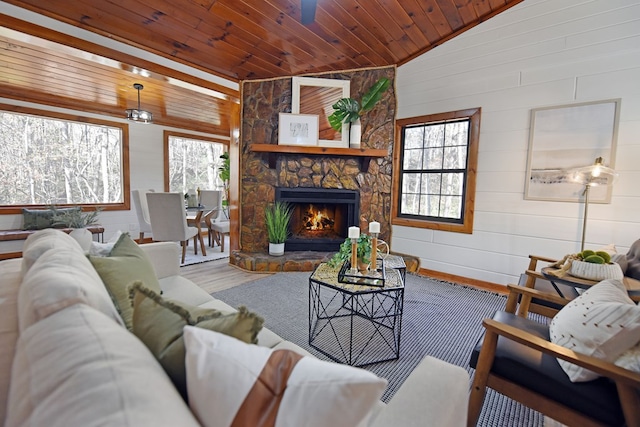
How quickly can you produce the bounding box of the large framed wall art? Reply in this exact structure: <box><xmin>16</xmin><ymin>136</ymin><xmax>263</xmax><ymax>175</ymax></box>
<box><xmin>524</xmin><ymin>99</ymin><xmax>621</xmax><ymax>203</ymax></box>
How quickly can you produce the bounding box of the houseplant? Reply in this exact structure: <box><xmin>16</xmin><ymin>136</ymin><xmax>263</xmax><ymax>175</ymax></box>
<box><xmin>51</xmin><ymin>205</ymin><xmax>102</xmax><ymax>250</ymax></box>
<box><xmin>327</xmin><ymin>77</ymin><xmax>390</xmax><ymax>148</ymax></box>
<box><xmin>264</xmin><ymin>201</ymin><xmax>293</xmax><ymax>256</ymax></box>
<box><xmin>328</xmin><ymin>234</ymin><xmax>372</xmax><ymax>270</ymax></box>
<box><xmin>51</xmin><ymin>205</ymin><xmax>101</xmax><ymax>229</ymax></box>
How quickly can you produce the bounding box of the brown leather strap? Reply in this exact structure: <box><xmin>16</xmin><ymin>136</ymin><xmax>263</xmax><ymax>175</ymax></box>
<box><xmin>231</xmin><ymin>349</ymin><xmax>304</xmax><ymax>427</ymax></box>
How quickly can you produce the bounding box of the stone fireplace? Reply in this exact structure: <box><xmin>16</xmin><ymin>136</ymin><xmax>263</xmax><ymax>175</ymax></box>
<box><xmin>233</xmin><ymin>66</ymin><xmax>396</xmax><ymax>271</ymax></box>
<box><xmin>276</xmin><ymin>187</ymin><xmax>359</xmax><ymax>251</ymax></box>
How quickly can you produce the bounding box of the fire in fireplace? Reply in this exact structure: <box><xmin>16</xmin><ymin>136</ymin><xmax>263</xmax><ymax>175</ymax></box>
<box><xmin>275</xmin><ymin>187</ymin><xmax>359</xmax><ymax>251</ymax></box>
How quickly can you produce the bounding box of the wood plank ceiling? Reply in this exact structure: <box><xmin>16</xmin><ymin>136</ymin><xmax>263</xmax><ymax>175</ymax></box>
<box><xmin>0</xmin><ymin>0</ymin><xmax>523</xmax><ymax>134</ymax></box>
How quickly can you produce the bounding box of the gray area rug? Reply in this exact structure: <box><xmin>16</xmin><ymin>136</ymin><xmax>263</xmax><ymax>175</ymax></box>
<box><xmin>214</xmin><ymin>272</ymin><xmax>544</xmax><ymax>427</ymax></box>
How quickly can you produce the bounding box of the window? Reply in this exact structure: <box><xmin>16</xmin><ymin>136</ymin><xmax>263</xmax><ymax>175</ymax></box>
<box><xmin>393</xmin><ymin>108</ymin><xmax>480</xmax><ymax>234</ymax></box>
<box><xmin>0</xmin><ymin>104</ymin><xmax>129</xmax><ymax>213</ymax></box>
<box><xmin>164</xmin><ymin>131</ymin><xmax>228</xmax><ymax>194</ymax></box>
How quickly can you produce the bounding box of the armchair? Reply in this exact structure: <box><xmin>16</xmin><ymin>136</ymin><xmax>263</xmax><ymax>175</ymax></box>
<box><xmin>468</xmin><ymin>285</ymin><xmax>640</xmax><ymax>427</ymax></box>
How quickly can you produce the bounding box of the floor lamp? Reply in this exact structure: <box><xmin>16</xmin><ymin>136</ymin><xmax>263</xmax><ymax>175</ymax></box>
<box><xmin>568</xmin><ymin>157</ymin><xmax>617</xmax><ymax>252</ymax></box>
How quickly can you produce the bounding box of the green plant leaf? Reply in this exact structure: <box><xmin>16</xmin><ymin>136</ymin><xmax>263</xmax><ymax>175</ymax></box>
<box><xmin>360</xmin><ymin>77</ymin><xmax>390</xmax><ymax>112</ymax></box>
<box><xmin>328</xmin><ymin>98</ymin><xmax>360</xmax><ymax>131</ymax></box>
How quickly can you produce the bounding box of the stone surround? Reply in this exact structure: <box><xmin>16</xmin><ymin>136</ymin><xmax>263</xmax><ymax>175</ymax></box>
<box><xmin>233</xmin><ymin>66</ymin><xmax>396</xmax><ymax>270</ymax></box>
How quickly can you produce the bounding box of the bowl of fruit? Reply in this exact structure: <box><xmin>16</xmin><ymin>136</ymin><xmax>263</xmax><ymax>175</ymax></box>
<box><xmin>570</xmin><ymin>249</ymin><xmax>624</xmax><ymax>281</ymax></box>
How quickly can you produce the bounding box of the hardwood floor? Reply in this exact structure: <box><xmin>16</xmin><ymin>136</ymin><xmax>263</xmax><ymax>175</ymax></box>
<box><xmin>179</xmin><ymin>258</ymin><xmax>274</xmax><ymax>294</ymax></box>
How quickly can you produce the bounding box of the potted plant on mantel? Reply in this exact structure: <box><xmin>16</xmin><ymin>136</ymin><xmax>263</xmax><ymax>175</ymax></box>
<box><xmin>264</xmin><ymin>201</ymin><xmax>293</xmax><ymax>256</ymax></box>
<box><xmin>327</xmin><ymin>77</ymin><xmax>390</xmax><ymax>148</ymax></box>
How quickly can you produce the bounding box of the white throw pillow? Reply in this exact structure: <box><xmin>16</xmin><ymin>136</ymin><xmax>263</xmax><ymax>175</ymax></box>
<box><xmin>89</xmin><ymin>230</ymin><xmax>123</xmax><ymax>256</ymax></box>
<box><xmin>549</xmin><ymin>279</ymin><xmax>640</xmax><ymax>382</ymax></box>
<box><xmin>183</xmin><ymin>326</ymin><xmax>387</xmax><ymax>427</ymax></box>
<box><xmin>614</xmin><ymin>341</ymin><xmax>640</xmax><ymax>372</ymax></box>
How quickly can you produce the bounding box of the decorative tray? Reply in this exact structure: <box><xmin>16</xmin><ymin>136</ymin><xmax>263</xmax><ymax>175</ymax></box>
<box><xmin>338</xmin><ymin>259</ymin><xmax>386</xmax><ymax>287</ymax></box>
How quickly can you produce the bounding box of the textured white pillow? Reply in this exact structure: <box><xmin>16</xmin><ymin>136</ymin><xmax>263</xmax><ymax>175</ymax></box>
<box><xmin>549</xmin><ymin>279</ymin><xmax>640</xmax><ymax>382</ymax></box>
<box><xmin>615</xmin><ymin>341</ymin><xmax>640</xmax><ymax>372</ymax></box>
<box><xmin>184</xmin><ymin>326</ymin><xmax>387</xmax><ymax>427</ymax></box>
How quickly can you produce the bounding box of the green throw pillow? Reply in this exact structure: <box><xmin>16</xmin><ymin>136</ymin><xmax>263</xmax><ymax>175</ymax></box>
<box><xmin>129</xmin><ymin>282</ymin><xmax>264</xmax><ymax>400</ymax></box>
<box><xmin>22</xmin><ymin>207</ymin><xmax>80</xmax><ymax>230</ymax></box>
<box><xmin>89</xmin><ymin>233</ymin><xmax>161</xmax><ymax>330</ymax></box>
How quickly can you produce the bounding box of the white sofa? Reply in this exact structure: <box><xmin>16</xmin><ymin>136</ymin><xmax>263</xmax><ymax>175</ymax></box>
<box><xmin>0</xmin><ymin>229</ymin><xmax>469</xmax><ymax>427</ymax></box>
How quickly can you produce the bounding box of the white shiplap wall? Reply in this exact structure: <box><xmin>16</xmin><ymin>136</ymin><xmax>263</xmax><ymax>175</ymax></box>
<box><xmin>394</xmin><ymin>0</ymin><xmax>640</xmax><ymax>286</ymax></box>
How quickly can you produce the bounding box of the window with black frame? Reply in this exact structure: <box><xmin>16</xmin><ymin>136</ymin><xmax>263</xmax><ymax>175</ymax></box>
<box><xmin>394</xmin><ymin>108</ymin><xmax>480</xmax><ymax>234</ymax></box>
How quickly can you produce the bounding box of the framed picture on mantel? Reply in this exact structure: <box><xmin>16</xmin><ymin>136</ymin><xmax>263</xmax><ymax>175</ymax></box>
<box><xmin>278</xmin><ymin>113</ymin><xmax>319</xmax><ymax>146</ymax></box>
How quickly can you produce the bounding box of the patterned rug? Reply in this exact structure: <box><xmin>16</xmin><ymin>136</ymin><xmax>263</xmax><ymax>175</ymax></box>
<box><xmin>213</xmin><ymin>271</ymin><xmax>544</xmax><ymax>427</ymax></box>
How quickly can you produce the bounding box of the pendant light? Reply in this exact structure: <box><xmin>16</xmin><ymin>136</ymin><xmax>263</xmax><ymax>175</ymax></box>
<box><xmin>126</xmin><ymin>83</ymin><xmax>153</xmax><ymax>123</ymax></box>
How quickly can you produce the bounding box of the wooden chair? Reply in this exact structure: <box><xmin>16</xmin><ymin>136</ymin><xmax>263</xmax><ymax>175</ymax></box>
<box><xmin>518</xmin><ymin>254</ymin><xmax>580</xmax><ymax>318</ymax></box>
<box><xmin>468</xmin><ymin>285</ymin><xmax>640</xmax><ymax>427</ymax></box>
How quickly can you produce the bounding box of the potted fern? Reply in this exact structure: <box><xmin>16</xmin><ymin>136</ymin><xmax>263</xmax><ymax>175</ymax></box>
<box><xmin>264</xmin><ymin>201</ymin><xmax>293</xmax><ymax>256</ymax></box>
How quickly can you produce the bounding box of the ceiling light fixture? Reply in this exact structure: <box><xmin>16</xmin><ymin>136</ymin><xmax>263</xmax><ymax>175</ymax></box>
<box><xmin>126</xmin><ymin>83</ymin><xmax>152</xmax><ymax>123</ymax></box>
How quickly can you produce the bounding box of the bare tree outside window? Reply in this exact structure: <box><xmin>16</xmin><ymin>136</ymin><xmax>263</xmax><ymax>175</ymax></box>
<box><xmin>0</xmin><ymin>109</ymin><xmax>124</xmax><ymax>207</ymax></box>
<box><xmin>394</xmin><ymin>108</ymin><xmax>480</xmax><ymax>234</ymax></box>
<box><xmin>167</xmin><ymin>135</ymin><xmax>226</xmax><ymax>194</ymax></box>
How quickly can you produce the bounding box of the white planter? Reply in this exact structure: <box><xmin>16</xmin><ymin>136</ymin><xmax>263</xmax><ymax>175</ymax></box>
<box><xmin>269</xmin><ymin>242</ymin><xmax>285</xmax><ymax>256</ymax></box>
<box><xmin>570</xmin><ymin>260</ymin><xmax>624</xmax><ymax>281</ymax></box>
<box><xmin>349</xmin><ymin>118</ymin><xmax>361</xmax><ymax>148</ymax></box>
<box><xmin>69</xmin><ymin>228</ymin><xmax>93</xmax><ymax>252</ymax></box>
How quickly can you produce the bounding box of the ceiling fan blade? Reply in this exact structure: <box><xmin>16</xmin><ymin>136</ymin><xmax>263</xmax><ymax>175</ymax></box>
<box><xmin>301</xmin><ymin>0</ymin><xmax>317</xmax><ymax>25</ymax></box>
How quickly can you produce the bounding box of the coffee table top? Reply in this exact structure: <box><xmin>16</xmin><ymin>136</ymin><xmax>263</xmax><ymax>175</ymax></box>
<box><xmin>310</xmin><ymin>262</ymin><xmax>404</xmax><ymax>293</ymax></box>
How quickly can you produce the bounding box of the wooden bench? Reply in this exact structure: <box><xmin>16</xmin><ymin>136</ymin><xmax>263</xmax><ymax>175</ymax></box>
<box><xmin>0</xmin><ymin>226</ymin><xmax>105</xmax><ymax>260</ymax></box>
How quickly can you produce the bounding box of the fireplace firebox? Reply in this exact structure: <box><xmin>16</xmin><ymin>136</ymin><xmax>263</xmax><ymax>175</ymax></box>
<box><xmin>275</xmin><ymin>187</ymin><xmax>359</xmax><ymax>251</ymax></box>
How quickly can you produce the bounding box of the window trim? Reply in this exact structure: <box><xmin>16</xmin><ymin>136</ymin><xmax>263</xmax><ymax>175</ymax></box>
<box><xmin>163</xmin><ymin>131</ymin><xmax>230</xmax><ymax>192</ymax></box>
<box><xmin>392</xmin><ymin>108</ymin><xmax>480</xmax><ymax>234</ymax></box>
<box><xmin>0</xmin><ymin>103</ymin><xmax>130</xmax><ymax>214</ymax></box>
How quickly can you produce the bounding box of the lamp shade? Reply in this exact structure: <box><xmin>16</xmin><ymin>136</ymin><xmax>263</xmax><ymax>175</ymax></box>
<box><xmin>568</xmin><ymin>157</ymin><xmax>617</xmax><ymax>187</ymax></box>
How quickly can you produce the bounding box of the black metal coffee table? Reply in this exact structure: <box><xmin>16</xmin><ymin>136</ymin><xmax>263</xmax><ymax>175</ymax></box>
<box><xmin>308</xmin><ymin>262</ymin><xmax>404</xmax><ymax>366</ymax></box>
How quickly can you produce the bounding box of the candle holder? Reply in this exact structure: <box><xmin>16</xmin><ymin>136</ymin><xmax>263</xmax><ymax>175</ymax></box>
<box><xmin>350</xmin><ymin>238</ymin><xmax>359</xmax><ymax>274</ymax></box>
<box><xmin>370</xmin><ymin>232</ymin><xmax>379</xmax><ymax>270</ymax></box>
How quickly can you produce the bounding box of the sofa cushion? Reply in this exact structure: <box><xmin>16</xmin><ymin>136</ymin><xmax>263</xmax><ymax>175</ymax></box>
<box><xmin>549</xmin><ymin>279</ymin><xmax>640</xmax><ymax>382</ymax></box>
<box><xmin>90</xmin><ymin>233</ymin><xmax>161</xmax><ymax>330</ymax></box>
<box><xmin>21</xmin><ymin>228</ymin><xmax>84</xmax><ymax>276</ymax></box>
<box><xmin>183</xmin><ymin>326</ymin><xmax>387</xmax><ymax>427</ymax></box>
<box><xmin>5</xmin><ymin>304</ymin><xmax>200</xmax><ymax>427</ymax></box>
<box><xmin>130</xmin><ymin>282</ymin><xmax>264</xmax><ymax>400</ymax></box>
<box><xmin>18</xmin><ymin>248</ymin><xmax>122</xmax><ymax>331</ymax></box>
<box><xmin>0</xmin><ymin>259</ymin><xmax>22</xmax><ymax>424</ymax></box>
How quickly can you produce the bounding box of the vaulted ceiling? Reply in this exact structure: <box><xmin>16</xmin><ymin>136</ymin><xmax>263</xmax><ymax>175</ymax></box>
<box><xmin>0</xmin><ymin>0</ymin><xmax>523</xmax><ymax>134</ymax></box>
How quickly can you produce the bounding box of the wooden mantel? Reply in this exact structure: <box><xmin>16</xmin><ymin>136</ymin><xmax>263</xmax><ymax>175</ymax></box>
<box><xmin>250</xmin><ymin>144</ymin><xmax>388</xmax><ymax>168</ymax></box>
